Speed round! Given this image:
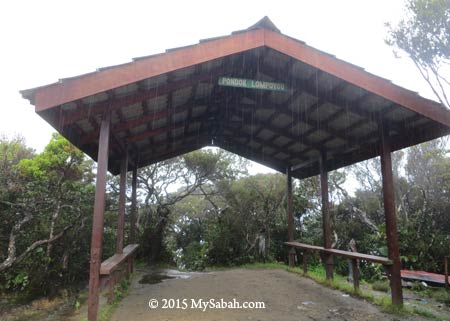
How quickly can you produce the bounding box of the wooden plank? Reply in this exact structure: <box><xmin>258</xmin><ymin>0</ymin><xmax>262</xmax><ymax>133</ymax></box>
<box><xmin>284</xmin><ymin>241</ymin><xmax>324</xmax><ymax>252</ymax></box>
<box><xmin>324</xmin><ymin>248</ymin><xmax>392</xmax><ymax>265</ymax></box>
<box><xmin>284</xmin><ymin>242</ymin><xmax>392</xmax><ymax>265</ymax></box>
<box><xmin>100</xmin><ymin>244</ymin><xmax>139</xmax><ymax>275</ymax></box>
<box><xmin>401</xmin><ymin>270</ymin><xmax>447</xmax><ymax>285</ymax></box>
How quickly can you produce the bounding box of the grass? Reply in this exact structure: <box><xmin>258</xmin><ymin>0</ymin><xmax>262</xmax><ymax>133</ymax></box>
<box><xmin>431</xmin><ymin>289</ymin><xmax>450</xmax><ymax>305</ymax></box>
<box><xmin>236</xmin><ymin>262</ymin><xmax>448</xmax><ymax>320</ymax></box>
<box><xmin>99</xmin><ymin>279</ymin><xmax>130</xmax><ymax>321</ymax></box>
<box><xmin>79</xmin><ymin>277</ymin><xmax>131</xmax><ymax>321</ymax></box>
<box><xmin>410</xmin><ymin>285</ymin><xmax>450</xmax><ymax>306</ymax></box>
<box><xmin>372</xmin><ymin>280</ymin><xmax>390</xmax><ymax>292</ymax></box>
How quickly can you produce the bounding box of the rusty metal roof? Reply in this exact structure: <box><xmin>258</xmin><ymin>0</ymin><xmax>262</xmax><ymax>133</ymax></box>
<box><xmin>20</xmin><ymin>17</ymin><xmax>450</xmax><ymax>177</ymax></box>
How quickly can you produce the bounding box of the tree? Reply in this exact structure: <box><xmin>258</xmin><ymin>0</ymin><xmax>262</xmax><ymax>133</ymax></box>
<box><xmin>0</xmin><ymin>134</ymin><xmax>95</xmax><ymax>296</ymax></box>
<box><xmin>343</xmin><ymin>139</ymin><xmax>450</xmax><ymax>274</ymax></box>
<box><xmin>0</xmin><ymin>135</ymin><xmax>35</xmax><ymax>272</ymax></box>
<box><xmin>400</xmin><ymin>139</ymin><xmax>450</xmax><ymax>271</ymax></box>
<box><xmin>137</xmin><ymin>148</ymin><xmax>248</xmax><ymax>262</ymax></box>
<box><xmin>386</xmin><ymin>0</ymin><xmax>450</xmax><ymax>107</ymax></box>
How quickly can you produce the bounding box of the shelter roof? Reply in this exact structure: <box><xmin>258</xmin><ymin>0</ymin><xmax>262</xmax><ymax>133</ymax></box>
<box><xmin>21</xmin><ymin>17</ymin><xmax>450</xmax><ymax>177</ymax></box>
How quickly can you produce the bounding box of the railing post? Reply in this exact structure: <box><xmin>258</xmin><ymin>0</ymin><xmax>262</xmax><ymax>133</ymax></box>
<box><xmin>445</xmin><ymin>256</ymin><xmax>449</xmax><ymax>290</ymax></box>
<box><xmin>351</xmin><ymin>259</ymin><xmax>359</xmax><ymax>290</ymax></box>
<box><xmin>303</xmin><ymin>252</ymin><xmax>308</xmax><ymax>274</ymax></box>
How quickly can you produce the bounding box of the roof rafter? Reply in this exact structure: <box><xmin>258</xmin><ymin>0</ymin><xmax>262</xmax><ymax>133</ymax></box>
<box><xmin>60</xmin><ymin>66</ymin><xmax>226</xmax><ymax>128</ymax></box>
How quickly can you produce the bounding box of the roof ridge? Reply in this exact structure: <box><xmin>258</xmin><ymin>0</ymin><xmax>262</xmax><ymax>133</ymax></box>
<box><xmin>248</xmin><ymin>16</ymin><xmax>280</xmax><ymax>33</ymax></box>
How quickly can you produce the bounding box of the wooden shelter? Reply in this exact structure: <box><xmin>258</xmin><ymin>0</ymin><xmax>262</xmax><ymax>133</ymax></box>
<box><xmin>21</xmin><ymin>17</ymin><xmax>450</xmax><ymax>321</ymax></box>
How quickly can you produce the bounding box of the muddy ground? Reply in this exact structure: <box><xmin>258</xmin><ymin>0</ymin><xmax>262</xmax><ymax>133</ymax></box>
<box><xmin>110</xmin><ymin>268</ymin><xmax>433</xmax><ymax>321</ymax></box>
<box><xmin>3</xmin><ymin>267</ymin><xmax>447</xmax><ymax>321</ymax></box>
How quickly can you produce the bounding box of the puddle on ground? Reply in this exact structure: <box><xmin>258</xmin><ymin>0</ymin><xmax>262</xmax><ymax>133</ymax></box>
<box><xmin>139</xmin><ymin>274</ymin><xmax>174</xmax><ymax>284</ymax></box>
<box><xmin>139</xmin><ymin>269</ymin><xmax>201</xmax><ymax>285</ymax></box>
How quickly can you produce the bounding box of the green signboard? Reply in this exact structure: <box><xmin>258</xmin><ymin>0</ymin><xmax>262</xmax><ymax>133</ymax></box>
<box><xmin>218</xmin><ymin>77</ymin><xmax>286</xmax><ymax>92</ymax></box>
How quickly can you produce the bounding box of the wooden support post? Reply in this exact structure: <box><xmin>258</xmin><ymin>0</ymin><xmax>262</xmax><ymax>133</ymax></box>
<box><xmin>319</xmin><ymin>151</ymin><xmax>333</xmax><ymax>280</ymax></box>
<box><xmin>126</xmin><ymin>258</ymin><xmax>131</xmax><ymax>280</ymax></box>
<box><xmin>108</xmin><ymin>272</ymin><xmax>115</xmax><ymax>304</ymax></box>
<box><xmin>116</xmin><ymin>152</ymin><xmax>128</xmax><ymax>254</ymax></box>
<box><xmin>351</xmin><ymin>259</ymin><xmax>360</xmax><ymax>290</ymax></box>
<box><xmin>445</xmin><ymin>256</ymin><xmax>449</xmax><ymax>290</ymax></box>
<box><xmin>287</xmin><ymin>167</ymin><xmax>296</xmax><ymax>266</ymax></box>
<box><xmin>380</xmin><ymin>131</ymin><xmax>403</xmax><ymax>306</ymax></box>
<box><xmin>303</xmin><ymin>252</ymin><xmax>308</xmax><ymax>274</ymax></box>
<box><xmin>130</xmin><ymin>165</ymin><xmax>137</xmax><ymax>244</ymax></box>
<box><xmin>88</xmin><ymin>111</ymin><xmax>111</xmax><ymax>321</ymax></box>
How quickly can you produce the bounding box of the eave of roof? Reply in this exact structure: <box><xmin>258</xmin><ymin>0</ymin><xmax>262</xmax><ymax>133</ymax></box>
<box><xmin>21</xmin><ymin>22</ymin><xmax>450</xmax><ymax>129</ymax></box>
<box><xmin>20</xmin><ymin>17</ymin><xmax>450</xmax><ymax>177</ymax></box>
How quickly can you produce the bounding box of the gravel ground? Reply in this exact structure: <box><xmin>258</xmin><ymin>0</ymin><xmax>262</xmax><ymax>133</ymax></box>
<box><xmin>110</xmin><ymin>268</ymin><xmax>430</xmax><ymax>321</ymax></box>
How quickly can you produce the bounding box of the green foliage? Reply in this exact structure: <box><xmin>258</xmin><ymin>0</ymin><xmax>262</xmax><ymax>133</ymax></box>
<box><xmin>0</xmin><ymin>134</ymin><xmax>103</xmax><ymax>299</ymax></box>
<box><xmin>180</xmin><ymin>242</ymin><xmax>207</xmax><ymax>270</ymax></box>
<box><xmin>2</xmin><ymin>129</ymin><xmax>450</xmax><ymax>318</ymax></box>
<box><xmin>6</xmin><ymin>271</ymin><xmax>29</xmax><ymax>291</ymax></box>
<box><xmin>386</xmin><ymin>0</ymin><xmax>450</xmax><ymax>107</ymax></box>
<box><xmin>97</xmin><ymin>278</ymin><xmax>130</xmax><ymax>321</ymax></box>
<box><xmin>136</xmin><ymin>148</ymin><xmax>249</xmax><ymax>263</ymax></box>
<box><xmin>430</xmin><ymin>289</ymin><xmax>450</xmax><ymax>305</ymax></box>
<box><xmin>411</xmin><ymin>281</ymin><xmax>429</xmax><ymax>292</ymax></box>
<box><xmin>331</xmin><ymin>140</ymin><xmax>450</xmax><ymax>279</ymax></box>
<box><xmin>372</xmin><ymin>280</ymin><xmax>390</xmax><ymax>292</ymax></box>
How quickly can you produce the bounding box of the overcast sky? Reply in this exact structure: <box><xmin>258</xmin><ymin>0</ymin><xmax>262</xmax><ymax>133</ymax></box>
<box><xmin>0</xmin><ymin>0</ymin><xmax>437</xmax><ymax>175</ymax></box>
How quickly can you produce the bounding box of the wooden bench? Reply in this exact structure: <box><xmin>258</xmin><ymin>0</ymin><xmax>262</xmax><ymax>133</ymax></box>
<box><xmin>100</xmin><ymin>244</ymin><xmax>139</xmax><ymax>303</ymax></box>
<box><xmin>285</xmin><ymin>241</ymin><xmax>392</xmax><ymax>290</ymax></box>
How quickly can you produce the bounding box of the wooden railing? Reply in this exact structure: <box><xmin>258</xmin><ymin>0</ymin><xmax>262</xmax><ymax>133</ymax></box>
<box><xmin>100</xmin><ymin>244</ymin><xmax>139</xmax><ymax>303</ymax></box>
<box><xmin>285</xmin><ymin>241</ymin><xmax>392</xmax><ymax>290</ymax></box>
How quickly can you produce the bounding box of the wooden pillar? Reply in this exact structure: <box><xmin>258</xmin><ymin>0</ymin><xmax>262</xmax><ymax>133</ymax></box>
<box><xmin>88</xmin><ymin>111</ymin><xmax>111</xmax><ymax>321</ymax></box>
<box><xmin>286</xmin><ymin>167</ymin><xmax>296</xmax><ymax>266</ymax></box>
<box><xmin>380</xmin><ymin>131</ymin><xmax>403</xmax><ymax>306</ymax></box>
<box><xmin>319</xmin><ymin>151</ymin><xmax>333</xmax><ymax>280</ymax></box>
<box><xmin>302</xmin><ymin>252</ymin><xmax>308</xmax><ymax>274</ymax></box>
<box><xmin>351</xmin><ymin>259</ymin><xmax>360</xmax><ymax>290</ymax></box>
<box><xmin>445</xmin><ymin>256</ymin><xmax>449</xmax><ymax>289</ymax></box>
<box><xmin>116</xmin><ymin>152</ymin><xmax>128</xmax><ymax>254</ymax></box>
<box><xmin>130</xmin><ymin>165</ymin><xmax>137</xmax><ymax>244</ymax></box>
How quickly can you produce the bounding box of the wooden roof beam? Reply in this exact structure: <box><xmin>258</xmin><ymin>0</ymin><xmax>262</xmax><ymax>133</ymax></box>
<box><xmin>264</xmin><ymin>29</ymin><xmax>450</xmax><ymax>128</ymax></box>
<box><xmin>223</xmin><ymin>124</ymin><xmax>309</xmax><ymax>163</ymax></box>
<box><xmin>60</xmin><ymin>66</ymin><xmax>225</xmax><ymax>127</ymax></box>
<box><xmin>137</xmin><ymin>138</ymin><xmax>210</xmax><ymax>168</ymax></box>
<box><xmin>125</xmin><ymin>111</ymin><xmax>216</xmax><ymax>144</ymax></box>
<box><xmin>216</xmin><ymin>139</ymin><xmax>288</xmax><ymax>174</ymax></box>
<box><xmin>229</xmin><ymin>104</ymin><xmax>330</xmax><ymax>153</ymax></box>
<box><xmin>261</xmin><ymin>66</ymin><xmax>378</xmax><ymax>151</ymax></box>
<box><xmin>79</xmin><ymin>95</ymin><xmax>216</xmax><ymax>146</ymax></box>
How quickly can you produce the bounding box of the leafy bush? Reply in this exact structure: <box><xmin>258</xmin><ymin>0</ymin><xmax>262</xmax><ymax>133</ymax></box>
<box><xmin>372</xmin><ymin>280</ymin><xmax>390</xmax><ymax>292</ymax></box>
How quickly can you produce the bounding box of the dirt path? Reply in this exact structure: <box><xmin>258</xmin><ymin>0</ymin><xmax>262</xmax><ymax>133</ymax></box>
<box><xmin>111</xmin><ymin>268</ymin><xmax>428</xmax><ymax>321</ymax></box>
